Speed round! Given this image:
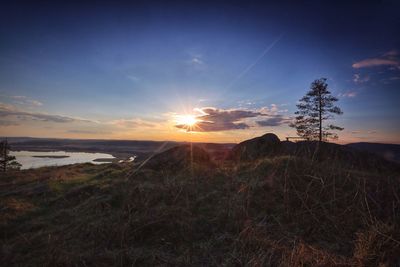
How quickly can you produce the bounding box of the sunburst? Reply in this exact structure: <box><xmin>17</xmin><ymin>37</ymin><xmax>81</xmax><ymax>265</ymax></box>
<box><xmin>176</xmin><ymin>114</ymin><xmax>198</xmax><ymax>127</ymax></box>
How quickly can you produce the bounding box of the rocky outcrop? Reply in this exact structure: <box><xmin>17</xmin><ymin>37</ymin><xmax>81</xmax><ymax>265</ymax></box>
<box><xmin>229</xmin><ymin>133</ymin><xmax>282</xmax><ymax>161</ymax></box>
<box><xmin>144</xmin><ymin>144</ymin><xmax>214</xmax><ymax>171</ymax></box>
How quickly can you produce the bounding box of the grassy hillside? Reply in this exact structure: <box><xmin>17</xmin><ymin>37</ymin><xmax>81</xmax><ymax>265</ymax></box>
<box><xmin>1</xmin><ymin>146</ymin><xmax>399</xmax><ymax>266</ymax></box>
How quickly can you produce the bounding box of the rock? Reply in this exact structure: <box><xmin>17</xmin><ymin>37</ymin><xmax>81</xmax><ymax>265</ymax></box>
<box><xmin>230</xmin><ymin>133</ymin><xmax>281</xmax><ymax>161</ymax></box>
<box><xmin>144</xmin><ymin>144</ymin><xmax>213</xmax><ymax>171</ymax></box>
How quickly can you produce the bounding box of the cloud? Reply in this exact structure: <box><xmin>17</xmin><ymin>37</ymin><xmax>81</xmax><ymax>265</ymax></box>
<box><xmin>126</xmin><ymin>75</ymin><xmax>139</xmax><ymax>82</ymax></box>
<box><xmin>175</xmin><ymin>105</ymin><xmax>291</xmax><ymax>132</ymax></box>
<box><xmin>352</xmin><ymin>50</ymin><xmax>400</xmax><ymax>69</ymax></box>
<box><xmin>349</xmin><ymin>130</ymin><xmax>377</xmax><ymax>135</ymax></box>
<box><xmin>0</xmin><ymin>94</ymin><xmax>43</xmax><ymax>107</ymax></box>
<box><xmin>191</xmin><ymin>57</ymin><xmax>203</xmax><ymax>65</ymax></box>
<box><xmin>353</xmin><ymin>73</ymin><xmax>370</xmax><ymax>84</ymax></box>
<box><xmin>10</xmin><ymin>95</ymin><xmax>43</xmax><ymax>107</ymax></box>
<box><xmin>256</xmin><ymin>115</ymin><xmax>291</xmax><ymax>126</ymax></box>
<box><xmin>383</xmin><ymin>50</ymin><xmax>399</xmax><ymax>57</ymax></box>
<box><xmin>259</xmin><ymin>104</ymin><xmax>279</xmax><ymax>114</ymax></box>
<box><xmin>0</xmin><ymin>103</ymin><xmax>92</xmax><ymax>123</ymax></box>
<box><xmin>110</xmin><ymin>118</ymin><xmax>155</xmax><ymax>128</ymax></box>
<box><xmin>0</xmin><ymin>120</ymin><xmax>19</xmax><ymax>126</ymax></box>
<box><xmin>352</xmin><ymin>59</ymin><xmax>399</xmax><ymax>69</ymax></box>
<box><xmin>339</xmin><ymin>91</ymin><xmax>357</xmax><ymax>98</ymax></box>
<box><xmin>175</xmin><ymin>107</ymin><xmax>263</xmax><ymax>132</ymax></box>
<box><xmin>66</xmin><ymin>129</ymin><xmax>112</xmax><ymax>135</ymax></box>
<box><xmin>186</xmin><ymin>52</ymin><xmax>206</xmax><ymax>70</ymax></box>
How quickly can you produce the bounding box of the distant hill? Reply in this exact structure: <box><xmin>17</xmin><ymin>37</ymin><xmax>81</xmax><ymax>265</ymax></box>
<box><xmin>3</xmin><ymin>137</ymin><xmax>235</xmax><ymax>160</ymax></box>
<box><xmin>346</xmin><ymin>142</ymin><xmax>400</xmax><ymax>163</ymax></box>
<box><xmin>4</xmin><ymin>136</ymin><xmax>400</xmax><ymax>165</ymax></box>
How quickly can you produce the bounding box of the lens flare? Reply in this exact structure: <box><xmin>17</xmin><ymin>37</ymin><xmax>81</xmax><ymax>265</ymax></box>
<box><xmin>175</xmin><ymin>114</ymin><xmax>198</xmax><ymax>127</ymax></box>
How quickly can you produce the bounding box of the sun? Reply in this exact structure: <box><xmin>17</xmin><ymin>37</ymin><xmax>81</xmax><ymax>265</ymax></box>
<box><xmin>176</xmin><ymin>114</ymin><xmax>198</xmax><ymax>127</ymax></box>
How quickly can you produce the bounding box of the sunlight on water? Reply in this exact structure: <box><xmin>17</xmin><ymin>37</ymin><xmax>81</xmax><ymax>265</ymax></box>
<box><xmin>11</xmin><ymin>151</ymin><xmax>115</xmax><ymax>170</ymax></box>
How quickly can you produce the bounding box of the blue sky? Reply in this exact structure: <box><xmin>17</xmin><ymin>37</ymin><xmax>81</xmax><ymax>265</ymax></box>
<box><xmin>0</xmin><ymin>1</ymin><xmax>399</xmax><ymax>143</ymax></box>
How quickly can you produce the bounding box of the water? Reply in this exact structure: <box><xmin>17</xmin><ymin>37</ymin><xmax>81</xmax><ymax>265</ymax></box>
<box><xmin>118</xmin><ymin>156</ymin><xmax>137</xmax><ymax>163</ymax></box>
<box><xmin>10</xmin><ymin>151</ymin><xmax>115</xmax><ymax>170</ymax></box>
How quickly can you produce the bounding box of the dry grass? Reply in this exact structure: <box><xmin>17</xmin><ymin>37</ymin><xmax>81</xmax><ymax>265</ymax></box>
<box><xmin>0</xmin><ymin>155</ymin><xmax>399</xmax><ymax>266</ymax></box>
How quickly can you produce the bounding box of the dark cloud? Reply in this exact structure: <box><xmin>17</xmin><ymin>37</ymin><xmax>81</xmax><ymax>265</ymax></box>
<box><xmin>0</xmin><ymin>103</ymin><xmax>92</xmax><ymax>123</ymax></box>
<box><xmin>66</xmin><ymin>129</ymin><xmax>112</xmax><ymax>134</ymax></box>
<box><xmin>256</xmin><ymin>115</ymin><xmax>291</xmax><ymax>127</ymax></box>
<box><xmin>0</xmin><ymin>120</ymin><xmax>19</xmax><ymax>126</ymax></box>
<box><xmin>175</xmin><ymin>107</ymin><xmax>263</xmax><ymax>132</ymax></box>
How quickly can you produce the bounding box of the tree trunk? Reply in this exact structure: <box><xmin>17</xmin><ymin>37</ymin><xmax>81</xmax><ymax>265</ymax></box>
<box><xmin>2</xmin><ymin>140</ymin><xmax>8</xmax><ymax>172</ymax></box>
<box><xmin>318</xmin><ymin>89</ymin><xmax>322</xmax><ymax>142</ymax></box>
<box><xmin>2</xmin><ymin>143</ymin><xmax>5</xmax><ymax>172</ymax></box>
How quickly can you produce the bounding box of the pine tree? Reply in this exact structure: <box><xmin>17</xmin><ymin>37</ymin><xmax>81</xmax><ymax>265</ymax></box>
<box><xmin>0</xmin><ymin>139</ymin><xmax>21</xmax><ymax>172</ymax></box>
<box><xmin>291</xmin><ymin>78</ymin><xmax>343</xmax><ymax>141</ymax></box>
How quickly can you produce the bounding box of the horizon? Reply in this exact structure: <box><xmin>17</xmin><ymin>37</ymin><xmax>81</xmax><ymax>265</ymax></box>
<box><xmin>2</xmin><ymin>135</ymin><xmax>400</xmax><ymax>146</ymax></box>
<box><xmin>1</xmin><ymin>1</ymin><xmax>400</xmax><ymax>144</ymax></box>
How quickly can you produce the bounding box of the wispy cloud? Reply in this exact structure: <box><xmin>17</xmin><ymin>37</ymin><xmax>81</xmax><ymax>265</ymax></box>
<box><xmin>353</xmin><ymin>73</ymin><xmax>370</xmax><ymax>84</ymax></box>
<box><xmin>191</xmin><ymin>57</ymin><xmax>203</xmax><ymax>65</ymax></box>
<box><xmin>0</xmin><ymin>94</ymin><xmax>43</xmax><ymax>107</ymax></box>
<box><xmin>383</xmin><ymin>50</ymin><xmax>399</xmax><ymax>57</ymax></box>
<box><xmin>66</xmin><ymin>129</ymin><xmax>112</xmax><ymax>135</ymax></box>
<box><xmin>349</xmin><ymin>130</ymin><xmax>377</xmax><ymax>135</ymax></box>
<box><xmin>10</xmin><ymin>95</ymin><xmax>43</xmax><ymax>107</ymax></box>
<box><xmin>110</xmin><ymin>118</ymin><xmax>155</xmax><ymax>128</ymax></box>
<box><xmin>126</xmin><ymin>75</ymin><xmax>140</xmax><ymax>82</ymax></box>
<box><xmin>0</xmin><ymin>120</ymin><xmax>19</xmax><ymax>126</ymax></box>
<box><xmin>256</xmin><ymin>114</ymin><xmax>291</xmax><ymax>126</ymax></box>
<box><xmin>186</xmin><ymin>53</ymin><xmax>206</xmax><ymax>71</ymax></box>
<box><xmin>339</xmin><ymin>91</ymin><xmax>357</xmax><ymax>98</ymax></box>
<box><xmin>352</xmin><ymin>50</ymin><xmax>400</xmax><ymax>69</ymax></box>
<box><xmin>0</xmin><ymin>103</ymin><xmax>93</xmax><ymax>124</ymax></box>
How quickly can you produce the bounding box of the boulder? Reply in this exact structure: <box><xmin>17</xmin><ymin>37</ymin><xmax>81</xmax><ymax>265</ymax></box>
<box><xmin>144</xmin><ymin>144</ymin><xmax>213</xmax><ymax>171</ymax></box>
<box><xmin>230</xmin><ymin>133</ymin><xmax>281</xmax><ymax>161</ymax></box>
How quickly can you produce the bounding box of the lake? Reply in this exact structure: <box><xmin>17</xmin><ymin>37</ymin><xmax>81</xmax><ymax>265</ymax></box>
<box><xmin>11</xmin><ymin>151</ymin><xmax>115</xmax><ymax>170</ymax></box>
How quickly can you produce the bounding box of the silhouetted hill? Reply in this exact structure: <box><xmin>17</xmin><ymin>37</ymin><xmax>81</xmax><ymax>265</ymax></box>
<box><xmin>346</xmin><ymin>142</ymin><xmax>400</xmax><ymax>163</ymax></box>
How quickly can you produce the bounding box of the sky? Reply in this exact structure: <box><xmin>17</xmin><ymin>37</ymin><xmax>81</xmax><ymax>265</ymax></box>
<box><xmin>0</xmin><ymin>0</ymin><xmax>399</xmax><ymax>143</ymax></box>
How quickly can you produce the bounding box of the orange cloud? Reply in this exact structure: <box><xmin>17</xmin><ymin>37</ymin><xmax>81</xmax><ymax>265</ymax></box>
<box><xmin>352</xmin><ymin>50</ymin><xmax>400</xmax><ymax>69</ymax></box>
<box><xmin>352</xmin><ymin>58</ymin><xmax>399</xmax><ymax>69</ymax></box>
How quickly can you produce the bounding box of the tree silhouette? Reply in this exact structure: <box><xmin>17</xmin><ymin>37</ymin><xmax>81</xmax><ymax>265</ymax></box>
<box><xmin>0</xmin><ymin>139</ymin><xmax>21</xmax><ymax>172</ymax></box>
<box><xmin>291</xmin><ymin>78</ymin><xmax>343</xmax><ymax>141</ymax></box>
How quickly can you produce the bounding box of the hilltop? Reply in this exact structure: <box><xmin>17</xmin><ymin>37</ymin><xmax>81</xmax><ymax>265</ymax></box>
<box><xmin>1</xmin><ymin>134</ymin><xmax>399</xmax><ymax>266</ymax></box>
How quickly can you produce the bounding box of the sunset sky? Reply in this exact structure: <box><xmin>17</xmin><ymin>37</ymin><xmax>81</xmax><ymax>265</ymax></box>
<box><xmin>1</xmin><ymin>1</ymin><xmax>399</xmax><ymax>143</ymax></box>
